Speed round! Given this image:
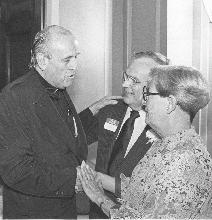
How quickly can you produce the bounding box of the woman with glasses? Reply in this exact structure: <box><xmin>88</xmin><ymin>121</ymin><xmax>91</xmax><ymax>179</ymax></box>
<box><xmin>79</xmin><ymin>65</ymin><xmax>212</xmax><ymax>219</ymax></box>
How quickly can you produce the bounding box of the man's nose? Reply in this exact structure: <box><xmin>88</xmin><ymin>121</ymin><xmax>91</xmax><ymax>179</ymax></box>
<box><xmin>142</xmin><ymin>104</ymin><xmax>148</xmax><ymax>112</ymax></box>
<box><xmin>68</xmin><ymin>58</ymin><xmax>78</xmax><ymax>70</ymax></box>
<box><xmin>142</xmin><ymin>100</ymin><xmax>147</xmax><ymax>111</ymax></box>
<box><xmin>122</xmin><ymin>79</ymin><xmax>132</xmax><ymax>88</ymax></box>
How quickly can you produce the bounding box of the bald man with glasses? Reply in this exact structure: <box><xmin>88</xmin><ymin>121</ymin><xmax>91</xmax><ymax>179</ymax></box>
<box><xmin>79</xmin><ymin>51</ymin><xmax>170</xmax><ymax>219</ymax></box>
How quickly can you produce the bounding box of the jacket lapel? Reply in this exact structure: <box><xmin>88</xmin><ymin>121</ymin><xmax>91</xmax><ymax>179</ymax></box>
<box><xmin>96</xmin><ymin>101</ymin><xmax>127</xmax><ymax>173</ymax></box>
<box><xmin>116</xmin><ymin>125</ymin><xmax>152</xmax><ymax>176</ymax></box>
<box><xmin>100</xmin><ymin>101</ymin><xmax>128</xmax><ymax>147</ymax></box>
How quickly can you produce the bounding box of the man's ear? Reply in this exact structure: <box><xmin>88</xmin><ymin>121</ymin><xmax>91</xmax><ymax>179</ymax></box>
<box><xmin>166</xmin><ymin>95</ymin><xmax>177</xmax><ymax>114</ymax></box>
<box><xmin>36</xmin><ymin>53</ymin><xmax>49</xmax><ymax>71</ymax></box>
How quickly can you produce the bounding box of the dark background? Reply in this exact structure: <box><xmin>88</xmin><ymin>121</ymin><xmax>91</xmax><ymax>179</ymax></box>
<box><xmin>0</xmin><ymin>0</ymin><xmax>44</xmax><ymax>90</ymax></box>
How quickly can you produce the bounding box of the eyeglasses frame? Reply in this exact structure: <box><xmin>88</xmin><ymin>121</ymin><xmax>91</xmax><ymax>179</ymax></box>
<box><xmin>142</xmin><ymin>86</ymin><xmax>160</xmax><ymax>101</ymax></box>
<box><xmin>122</xmin><ymin>71</ymin><xmax>141</xmax><ymax>85</ymax></box>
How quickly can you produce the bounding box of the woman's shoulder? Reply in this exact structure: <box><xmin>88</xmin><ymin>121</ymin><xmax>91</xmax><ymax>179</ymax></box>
<box><xmin>161</xmin><ymin>136</ymin><xmax>212</xmax><ymax>182</ymax></box>
<box><xmin>162</xmin><ymin>128</ymin><xmax>209</xmax><ymax>160</ymax></box>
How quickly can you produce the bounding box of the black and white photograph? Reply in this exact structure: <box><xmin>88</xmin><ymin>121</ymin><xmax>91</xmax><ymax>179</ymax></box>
<box><xmin>0</xmin><ymin>0</ymin><xmax>212</xmax><ymax>219</ymax></box>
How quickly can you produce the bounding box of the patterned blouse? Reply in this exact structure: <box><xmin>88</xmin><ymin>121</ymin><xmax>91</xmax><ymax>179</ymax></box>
<box><xmin>111</xmin><ymin>127</ymin><xmax>212</xmax><ymax>219</ymax></box>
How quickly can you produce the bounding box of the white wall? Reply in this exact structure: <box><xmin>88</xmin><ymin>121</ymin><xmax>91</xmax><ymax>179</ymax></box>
<box><xmin>45</xmin><ymin>0</ymin><xmax>59</xmax><ymax>26</ymax></box>
<box><xmin>167</xmin><ymin>0</ymin><xmax>193</xmax><ymax>65</ymax></box>
<box><xmin>45</xmin><ymin>0</ymin><xmax>112</xmax><ymax>112</ymax></box>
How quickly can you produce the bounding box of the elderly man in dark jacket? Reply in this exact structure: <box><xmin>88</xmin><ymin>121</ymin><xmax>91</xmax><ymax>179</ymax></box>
<box><xmin>0</xmin><ymin>25</ymin><xmax>87</xmax><ymax>219</ymax></box>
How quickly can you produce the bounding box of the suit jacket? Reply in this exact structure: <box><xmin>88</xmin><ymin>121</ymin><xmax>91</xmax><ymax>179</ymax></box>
<box><xmin>79</xmin><ymin>101</ymin><xmax>151</xmax><ymax>218</ymax></box>
<box><xmin>0</xmin><ymin>69</ymin><xmax>87</xmax><ymax>219</ymax></box>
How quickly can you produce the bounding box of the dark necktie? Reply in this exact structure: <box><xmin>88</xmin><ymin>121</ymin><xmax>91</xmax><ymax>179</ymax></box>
<box><xmin>108</xmin><ymin>110</ymin><xmax>140</xmax><ymax>172</ymax></box>
<box><xmin>121</xmin><ymin>110</ymin><xmax>140</xmax><ymax>152</ymax></box>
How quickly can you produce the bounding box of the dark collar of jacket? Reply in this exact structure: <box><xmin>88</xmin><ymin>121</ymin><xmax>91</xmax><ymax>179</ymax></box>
<box><xmin>36</xmin><ymin>71</ymin><xmax>65</xmax><ymax>100</ymax></box>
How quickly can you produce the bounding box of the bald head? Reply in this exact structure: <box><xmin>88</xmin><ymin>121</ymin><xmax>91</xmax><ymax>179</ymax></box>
<box><xmin>30</xmin><ymin>25</ymin><xmax>79</xmax><ymax>89</ymax></box>
<box><xmin>29</xmin><ymin>25</ymin><xmax>75</xmax><ymax>69</ymax></box>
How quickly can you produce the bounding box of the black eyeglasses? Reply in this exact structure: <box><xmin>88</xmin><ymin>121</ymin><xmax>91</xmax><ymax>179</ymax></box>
<box><xmin>143</xmin><ymin>86</ymin><xmax>160</xmax><ymax>101</ymax></box>
<box><xmin>122</xmin><ymin>71</ymin><xmax>141</xmax><ymax>85</ymax></box>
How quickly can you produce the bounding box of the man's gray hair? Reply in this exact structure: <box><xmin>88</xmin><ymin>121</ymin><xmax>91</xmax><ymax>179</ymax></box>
<box><xmin>132</xmin><ymin>51</ymin><xmax>170</xmax><ymax>65</ymax></box>
<box><xmin>29</xmin><ymin>25</ymin><xmax>73</xmax><ymax>69</ymax></box>
<box><xmin>148</xmin><ymin>65</ymin><xmax>210</xmax><ymax>122</ymax></box>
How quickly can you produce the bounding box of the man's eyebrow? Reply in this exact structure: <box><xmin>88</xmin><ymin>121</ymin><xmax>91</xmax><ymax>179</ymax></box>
<box><xmin>128</xmin><ymin>73</ymin><xmax>139</xmax><ymax>80</ymax></box>
<box><xmin>62</xmin><ymin>52</ymin><xmax>80</xmax><ymax>61</ymax></box>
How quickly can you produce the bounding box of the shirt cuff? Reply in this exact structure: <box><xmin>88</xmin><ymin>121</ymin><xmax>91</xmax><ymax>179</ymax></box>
<box><xmin>85</xmin><ymin>107</ymin><xmax>94</xmax><ymax>116</ymax></box>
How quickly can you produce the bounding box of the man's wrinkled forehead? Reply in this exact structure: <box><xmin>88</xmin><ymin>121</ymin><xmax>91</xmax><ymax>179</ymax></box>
<box><xmin>133</xmin><ymin>57</ymin><xmax>159</xmax><ymax>67</ymax></box>
<box><xmin>49</xmin><ymin>34</ymin><xmax>78</xmax><ymax>54</ymax></box>
<box><xmin>127</xmin><ymin>57</ymin><xmax>158</xmax><ymax>75</ymax></box>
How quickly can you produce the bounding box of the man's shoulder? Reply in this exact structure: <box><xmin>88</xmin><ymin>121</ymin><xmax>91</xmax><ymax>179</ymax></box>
<box><xmin>96</xmin><ymin>100</ymin><xmax>127</xmax><ymax>123</ymax></box>
<box><xmin>2</xmin><ymin>69</ymin><xmax>39</xmax><ymax>95</ymax></box>
<box><xmin>100</xmin><ymin>100</ymin><xmax>127</xmax><ymax>113</ymax></box>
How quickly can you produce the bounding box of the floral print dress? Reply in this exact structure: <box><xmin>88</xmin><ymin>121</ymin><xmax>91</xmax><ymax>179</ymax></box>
<box><xmin>111</xmin><ymin>127</ymin><xmax>212</xmax><ymax>219</ymax></box>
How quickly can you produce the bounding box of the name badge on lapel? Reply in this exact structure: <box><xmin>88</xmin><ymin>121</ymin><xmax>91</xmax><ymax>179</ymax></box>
<box><xmin>104</xmin><ymin>118</ymin><xmax>119</xmax><ymax>132</ymax></box>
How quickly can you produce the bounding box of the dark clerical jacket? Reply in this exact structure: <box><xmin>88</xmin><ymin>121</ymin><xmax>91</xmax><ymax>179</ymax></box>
<box><xmin>0</xmin><ymin>69</ymin><xmax>87</xmax><ymax>219</ymax></box>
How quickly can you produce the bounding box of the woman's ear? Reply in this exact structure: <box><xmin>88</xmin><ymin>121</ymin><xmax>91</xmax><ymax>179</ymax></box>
<box><xmin>166</xmin><ymin>95</ymin><xmax>177</xmax><ymax>114</ymax></box>
<box><xmin>36</xmin><ymin>53</ymin><xmax>49</xmax><ymax>71</ymax></box>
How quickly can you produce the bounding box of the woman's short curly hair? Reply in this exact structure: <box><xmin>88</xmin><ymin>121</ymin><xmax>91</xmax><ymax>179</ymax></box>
<box><xmin>147</xmin><ymin>65</ymin><xmax>210</xmax><ymax>122</ymax></box>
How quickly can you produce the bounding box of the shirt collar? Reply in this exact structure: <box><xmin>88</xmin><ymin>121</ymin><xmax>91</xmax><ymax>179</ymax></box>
<box><xmin>36</xmin><ymin>71</ymin><xmax>65</xmax><ymax>99</ymax></box>
<box><xmin>127</xmin><ymin>107</ymin><xmax>146</xmax><ymax>118</ymax></box>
